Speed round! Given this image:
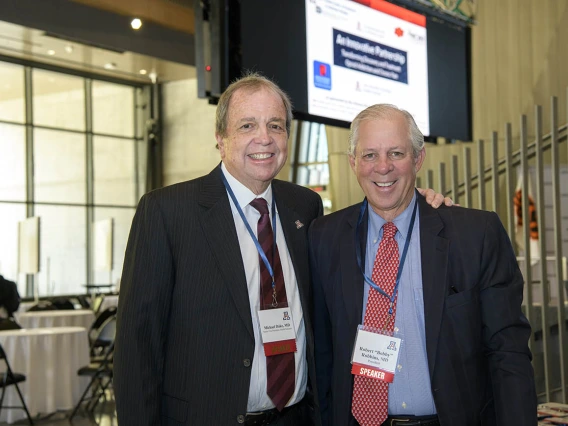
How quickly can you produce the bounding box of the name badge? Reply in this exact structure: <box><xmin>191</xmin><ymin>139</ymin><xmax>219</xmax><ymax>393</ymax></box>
<box><xmin>257</xmin><ymin>308</ymin><xmax>297</xmax><ymax>356</ymax></box>
<box><xmin>351</xmin><ymin>328</ymin><xmax>402</xmax><ymax>383</ymax></box>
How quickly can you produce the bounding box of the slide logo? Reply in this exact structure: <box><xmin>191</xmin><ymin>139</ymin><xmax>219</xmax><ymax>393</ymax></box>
<box><xmin>313</xmin><ymin>61</ymin><xmax>332</xmax><ymax>90</ymax></box>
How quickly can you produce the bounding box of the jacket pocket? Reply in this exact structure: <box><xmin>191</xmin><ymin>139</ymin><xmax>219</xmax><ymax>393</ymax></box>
<box><xmin>162</xmin><ymin>393</ymin><xmax>189</xmax><ymax>424</ymax></box>
<box><xmin>445</xmin><ymin>287</ymin><xmax>475</xmax><ymax>309</ymax></box>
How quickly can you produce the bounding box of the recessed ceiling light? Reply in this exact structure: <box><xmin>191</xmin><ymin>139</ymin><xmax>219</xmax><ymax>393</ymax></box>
<box><xmin>65</xmin><ymin>45</ymin><xmax>74</xmax><ymax>54</ymax></box>
<box><xmin>47</xmin><ymin>49</ymin><xmax>55</xmax><ymax>55</ymax></box>
<box><xmin>139</xmin><ymin>69</ymin><xmax>147</xmax><ymax>75</ymax></box>
<box><xmin>131</xmin><ymin>18</ymin><xmax>142</xmax><ymax>30</ymax></box>
<box><xmin>104</xmin><ymin>62</ymin><xmax>117</xmax><ymax>70</ymax></box>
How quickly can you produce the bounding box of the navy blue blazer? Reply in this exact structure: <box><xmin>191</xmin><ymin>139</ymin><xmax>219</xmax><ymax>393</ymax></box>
<box><xmin>309</xmin><ymin>194</ymin><xmax>536</xmax><ymax>426</ymax></box>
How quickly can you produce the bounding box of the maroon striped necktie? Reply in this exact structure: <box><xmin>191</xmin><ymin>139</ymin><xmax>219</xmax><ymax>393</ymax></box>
<box><xmin>352</xmin><ymin>222</ymin><xmax>399</xmax><ymax>426</ymax></box>
<box><xmin>250</xmin><ymin>197</ymin><xmax>295</xmax><ymax>411</ymax></box>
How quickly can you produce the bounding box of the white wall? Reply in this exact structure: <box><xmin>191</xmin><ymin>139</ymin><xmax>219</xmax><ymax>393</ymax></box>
<box><xmin>162</xmin><ymin>78</ymin><xmax>220</xmax><ymax>185</ymax></box>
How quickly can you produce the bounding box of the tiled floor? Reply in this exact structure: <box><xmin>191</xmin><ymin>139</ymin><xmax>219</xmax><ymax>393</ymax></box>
<box><xmin>0</xmin><ymin>400</ymin><xmax>117</xmax><ymax>426</ymax></box>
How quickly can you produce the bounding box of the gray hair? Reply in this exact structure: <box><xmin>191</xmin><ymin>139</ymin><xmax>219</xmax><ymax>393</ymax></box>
<box><xmin>215</xmin><ymin>72</ymin><xmax>293</xmax><ymax>139</ymax></box>
<box><xmin>348</xmin><ymin>104</ymin><xmax>424</xmax><ymax>158</ymax></box>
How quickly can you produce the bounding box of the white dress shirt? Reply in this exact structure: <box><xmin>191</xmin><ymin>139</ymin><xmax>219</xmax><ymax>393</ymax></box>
<box><xmin>221</xmin><ymin>163</ymin><xmax>307</xmax><ymax>412</ymax></box>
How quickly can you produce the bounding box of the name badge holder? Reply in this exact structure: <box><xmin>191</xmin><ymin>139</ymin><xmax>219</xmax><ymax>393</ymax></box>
<box><xmin>351</xmin><ymin>325</ymin><xmax>404</xmax><ymax>383</ymax></box>
<box><xmin>221</xmin><ymin>174</ymin><xmax>297</xmax><ymax>357</ymax></box>
<box><xmin>350</xmin><ymin>194</ymin><xmax>418</xmax><ymax>382</ymax></box>
<box><xmin>258</xmin><ymin>308</ymin><xmax>297</xmax><ymax>356</ymax></box>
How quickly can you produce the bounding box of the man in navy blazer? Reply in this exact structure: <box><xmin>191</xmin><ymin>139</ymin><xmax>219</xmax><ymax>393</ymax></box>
<box><xmin>309</xmin><ymin>104</ymin><xmax>536</xmax><ymax>426</ymax></box>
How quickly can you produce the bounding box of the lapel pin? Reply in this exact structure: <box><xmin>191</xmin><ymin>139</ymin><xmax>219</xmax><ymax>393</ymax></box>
<box><xmin>295</xmin><ymin>220</ymin><xmax>304</xmax><ymax>229</ymax></box>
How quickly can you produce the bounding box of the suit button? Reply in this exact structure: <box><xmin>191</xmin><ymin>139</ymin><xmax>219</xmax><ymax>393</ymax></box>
<box><xmin>237</xmin><ymin>414</ymin><xmax>245</xmax><ymax>423</ymax></box>
<box><xmin>243</xmin><ymin>358</ymin><xmax>251</xmax><ymax>367</ymax></box>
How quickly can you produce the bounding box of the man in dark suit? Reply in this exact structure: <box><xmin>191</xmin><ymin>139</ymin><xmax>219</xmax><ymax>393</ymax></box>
<box><xmin>114</xmin><ymin>74</ymin><xmax>448</xmax><ymax>425</ymax></box>
<box><xmin>309</xmin><ymin>104</ymin><xmax>537</xmax><ymax>426</ymax></box>
<box><xmin>114</xmin><ymin>73</ymin><xmax>323</xmax><ymax>425</ymax></box>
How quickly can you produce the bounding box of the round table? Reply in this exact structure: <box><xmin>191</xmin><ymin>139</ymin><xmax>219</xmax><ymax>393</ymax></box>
<box><xmin>14</xmin><ymin>309</ymin><xmax>95</xmax><ymax>330</ymax></box>
<box><xmin>0</xmin><ymin>327</ymin><xmax>90</xmax><ymax>424</ymax></box>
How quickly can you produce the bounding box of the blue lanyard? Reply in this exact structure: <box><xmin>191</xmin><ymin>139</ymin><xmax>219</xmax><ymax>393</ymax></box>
<box><xmin>221</xmin><ymin>174</ymin><xmax>278</xmax><ymax>288</ymax></box>
<box><xmin>355</xmin><ymin>195</ymin><xmax>418</xmax><ymax>315</ymax></box>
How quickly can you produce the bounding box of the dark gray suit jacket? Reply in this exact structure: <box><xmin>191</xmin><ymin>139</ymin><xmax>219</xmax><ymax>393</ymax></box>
<box><xmin>114</xmin><ymin>166</ymin><xmax>323</xmax><ymax>425</ymax></box>
<box><xmin>309</xmin><ymin>194</ymin><xmax>537</xmax><ymax>426</ymax></box>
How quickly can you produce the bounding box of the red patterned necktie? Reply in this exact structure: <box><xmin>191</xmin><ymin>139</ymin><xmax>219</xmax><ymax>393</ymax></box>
<box><xmin>250</xmin><ymin>197</ymin><xmax>295</xmax><ymax>411</ymax></box>
<box><xmin>352</xmin><ymin>222</ymin><xmax>399</xmax><ymax>426</ymax></box>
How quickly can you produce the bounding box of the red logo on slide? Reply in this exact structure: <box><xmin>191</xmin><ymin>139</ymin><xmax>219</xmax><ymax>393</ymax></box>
<box><xmin>395</xmin><ymin>27</ymin><xmax>404</xmax><ymax>37</ymax></box>
<box><xmin>319</xmin><ymin>64</ymin><xmax>327</xmax><ymax>76</ymax></box>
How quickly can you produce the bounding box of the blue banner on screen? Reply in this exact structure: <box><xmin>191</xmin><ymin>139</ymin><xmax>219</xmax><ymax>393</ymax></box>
<box><xmin>333</xmin><ymin>29</ymin><xmax>408</xmax><ymax>84</ymax></box>
<box><xmin>313</xmin><ymin>61</ymin><xmax>332</xmax><ymax>90</ymax></box>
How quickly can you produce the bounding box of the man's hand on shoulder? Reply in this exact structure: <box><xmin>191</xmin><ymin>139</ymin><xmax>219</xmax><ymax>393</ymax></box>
<box><xmin>417</xmin><ymin>187</ymin><xmax>456</xmax><ymax>209</ymax></box>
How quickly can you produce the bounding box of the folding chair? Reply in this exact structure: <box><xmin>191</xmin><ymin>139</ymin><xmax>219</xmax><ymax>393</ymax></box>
<box><xmin>91</xmin><ymin>295</ymin><xmax>105</xmax><ymax>315</ymax></box>
<box><xmin>88</xmin><ymin>307</ymin><xmax>117</xmax><ymax>357</ymax></box>
<box><xmin>69</xmin><ymin>316</ymin><xmax>116</xmax><ymax>420</ymax></box>
<box><xmin>0</xmin><ymin>343</ymin><xmax>33</xmax><ymax>424</ymax></box>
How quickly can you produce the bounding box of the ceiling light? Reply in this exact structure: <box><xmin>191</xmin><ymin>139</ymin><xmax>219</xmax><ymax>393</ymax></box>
<box><xmin>104</xmin><ymin>62</ymin><xmax>117</xmax><ymax>70</ymax></box>
<box><xmin>131</xmin><ymin>18</ymin><xmax>142</xmax><ymax>30</ymax></box>
<box><xmin>139</xmin><ymin>69</ymin><xmax>147</xmax><ymax>75</ymax></box>
<box><xmin>47</xmin><ymin>49</ymin><xmax>55</xmax><ymax>55</ymax></box>
<box><xmin>65</xmin><ymin>45</ymin><xmax>74</xmax><ymax>54</ymax></box>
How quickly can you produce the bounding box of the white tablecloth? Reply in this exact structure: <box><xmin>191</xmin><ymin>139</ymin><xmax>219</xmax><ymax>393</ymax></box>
<box><xmin>0</xmin><ymin>327</ymin><xmax>90</xmax><ymax>424</ymax></box>
<box><xmin>16</xmin><ymin>302</ymin><xmax>36</xmax><ymax>313</ymax></box>
<box><xmin>15</xmin><ymin>309</ymin><xmax>95</xmax><ymax>330</ymax></box>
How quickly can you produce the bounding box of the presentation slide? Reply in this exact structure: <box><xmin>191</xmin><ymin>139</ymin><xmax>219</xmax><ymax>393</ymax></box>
<box><xmin>306</xmin><ymin>0</ymin><xmax>430</xmax><ymax>134</ymax></box>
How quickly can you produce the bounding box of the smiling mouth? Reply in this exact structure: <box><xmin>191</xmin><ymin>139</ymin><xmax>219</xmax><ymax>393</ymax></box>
<box><xmin>374</xmin><ymin>181</ymin><xmax>395</xmax><ymax>187</ymax></box>
<box><xmin>248</xmin><ymin>153</ymin><xmax>274</xmax><ymax>160</ymax></box>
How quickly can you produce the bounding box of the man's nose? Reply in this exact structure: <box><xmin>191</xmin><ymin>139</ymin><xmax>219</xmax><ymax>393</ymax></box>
<box><xmin>254</xmin><ymin>126</ymin><xmax>271</xmax><ymax>143</ymax></box>
<box><xmin>373</xmin><ymin>156</ymin><xmax>393</xmax><ymax>174</ymax></box>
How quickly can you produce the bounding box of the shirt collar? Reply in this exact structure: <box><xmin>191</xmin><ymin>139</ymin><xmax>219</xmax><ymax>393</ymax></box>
<box><xmin>368</xmin><ymin>191</ymin><xmax>418</xmax><ymax>241</ymax></box>
<box><xmin>221</xmin><ymin>162</ymin><xmax>274</xmax><ymax>210</ymax></box>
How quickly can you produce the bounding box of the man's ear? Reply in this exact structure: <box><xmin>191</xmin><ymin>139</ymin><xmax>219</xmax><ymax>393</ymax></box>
<box><xmin>349</xmin><ymin>154</ymin><xmax>356</xmax><ymax>173</ymax></box>
<box><xmin>216</xmin><ymin>133</ymin><xmax>225</xmax><ymax>156</ymax></box>
<box><xmin>414</xmin><ymin>148</ymin><xmax>425</xmax><ymax>173</ymax></box>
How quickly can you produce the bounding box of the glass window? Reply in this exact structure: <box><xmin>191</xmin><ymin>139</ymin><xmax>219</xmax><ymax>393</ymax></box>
<box><xmin>93</xmin><ymin>207</ymin><xmax>135</xmax><ymax>286</ymax></box>
<box><xmin>297</xmin><ymin>164</ymin><xmax>330</xmax><ymax>186</ymax></box>
<box><xmin>93</xmin><ymin>81</ymin><xmax>134</xmax><ymax>137</ymax></box>
<box><xmin>0</xmin><ymin>62</ymin><xmax>25</xmax><ymax>123</ymax></box>
<box><xmin>94</xmin><ymin>136</ymin><xmax>136</xmax><ymax>205</ymax></box>
<box><xmin>295</xmin><ymin>121</ymin><xmax>329</xmax><ymax>187</ymax></box>
<box><xmin>34</xmin><ymin>128</ymin><xmax>86</xmax><ymax>203</ymax></box>
<box><xmin>0</xmin><ymin>203</ymin><xmax>27</xmax><ymax>295</ymax></box>
<box><xmin>0</xmin><ymin>59</ymin><xmax>148</xmax><ymax>297</ymax></box>
<box><xmin>33</xmin><ymin>70</ymin><xmax>85</xmax><ymax>131</ymax></box>
<box><xmin>35</xmin><ymin>205</ymin><xmax>86</xmax><ymax>296</ymax></box>
<box><xmin>0</xmin><ymin>123</ymin><xmax>26</xmax><ymax>201</ymax></box>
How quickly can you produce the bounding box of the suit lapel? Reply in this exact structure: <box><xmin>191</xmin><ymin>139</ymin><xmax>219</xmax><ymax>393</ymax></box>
<box><xmin>198</xmin><ymin>166</ymin><xmax>254</xmax><ymax>340</ymax></box>
<box><xmin>342</xmin><ymin>204</ymin><xmax>366</xmax><ymax>330</ymax></box>
<box><xmin>418</xmin><ymin>196</ymin><xmax>449</xmax><ymax>378</ymax></box>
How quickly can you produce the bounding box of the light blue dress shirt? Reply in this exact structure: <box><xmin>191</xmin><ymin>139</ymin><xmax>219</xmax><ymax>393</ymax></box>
<box><xmin>362</xmin><ymin>193</ymin><xmax>437</xmax><ymax>415</ymax></box>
